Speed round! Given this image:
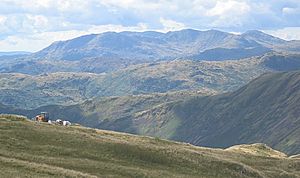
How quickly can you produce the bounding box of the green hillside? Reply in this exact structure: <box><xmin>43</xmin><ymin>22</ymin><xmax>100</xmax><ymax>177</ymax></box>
<box><xmin>0</xmin><ymin>91</ymin><xmax>200</xmax><ymax>129</ymax></box>
<box><xmin>1</xmin><ymin>114</ymin><xmax>299</xmax><ymax>178</ymax></box>
<box><xmin>1</xmin><ymin>52</ymin><xmax>300</xmax><ymax>109</ymax></box>
<box><xmin>131</xmin><ymin>71</ymin><xmax>300</xmax><ymax>155</ymax></box>
<box><xmin>2</xmin><ymin>71</ymin><xmax>300</xmax><ymax>156</ymax></box>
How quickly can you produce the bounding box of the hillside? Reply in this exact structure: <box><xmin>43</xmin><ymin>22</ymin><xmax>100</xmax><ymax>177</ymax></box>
<box><xmin>2</xmin><ymin>71</ymin><xmax>300</xmax><ymax>156</ymax></box>
<box><xmin>1</xmin><ymin>52</ymin><xmax>300</xmax><ymax>109</ymax></box>
<box><xmin>0</xmin><ymin>114</ymin><xmax>299</xmax><ymax>178</ymax></box>
<box><xmin>226</xmin><ymin>143</ymin><xmax>287</xmax><ymax>158</ymax></box>
<box><xmin>1</xmin><ymin>29</ymin><xmax>300</xmax><ymax>75</ymax></box>
<box><xmin>131</xmin><ymin>71</ymin><xmax>300</xmax><ymax>155</ymax></box>
<box><xmin>0</xmin><ymin>91</ymin><xmax>200</xmax><ymax>127</ymax></box>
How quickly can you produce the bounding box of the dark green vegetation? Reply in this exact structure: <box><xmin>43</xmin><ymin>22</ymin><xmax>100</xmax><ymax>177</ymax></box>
<box><xmin>131</xmin><ymin>71</ymin><xmax>300</xmax><ymax>155</ymax></box>
<box><xmin>2</xmin><ymin>71</ymin><xmax>300</xmax><ymax>156</ymax></box>
<box><xmin>1</xmin><ymin>52</ymin><xmax>300</xmax><ymax>109</ymax></box>
<box><xmin>1</xmin><ymin>29</ymin><xmax>300</xmax><ymax>74</ymax></box>
<box><xmin>0</xmin><ymin>91</ymin><xmax>200</xmax><ymax>127</ymax></box>
<box><xmin>1</xmin><ymin>115</ymin><xmax>300</xmax><ymax>178</ymax></box>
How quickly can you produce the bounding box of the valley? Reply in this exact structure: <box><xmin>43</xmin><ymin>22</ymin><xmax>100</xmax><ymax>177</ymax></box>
<box><xmin>1</xmin><ymin>1</ymin><xmax>300</xmax><ymax>177</ymax></box>
<box><xmin>2</xmin><ymin>70</ymin><xmax>300</xmax><ymax>156</ymax></box>
<box><xmin>1</xmin><ymin>52</ymin><xmax>300</xmax><ymax>109</ymax></box>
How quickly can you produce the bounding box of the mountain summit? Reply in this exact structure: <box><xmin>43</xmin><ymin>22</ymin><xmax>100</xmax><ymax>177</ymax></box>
<box><xmin>1</xmin><ymin>29</ymin><xmax>300</xmax><ymax>75</ymax></box>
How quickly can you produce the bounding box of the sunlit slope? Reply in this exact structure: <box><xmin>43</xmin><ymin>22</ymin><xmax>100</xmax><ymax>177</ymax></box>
<box><xmin>133</xmin><ymin>71</ymin><xmax>300</xmax><ymax>155</ymax></box>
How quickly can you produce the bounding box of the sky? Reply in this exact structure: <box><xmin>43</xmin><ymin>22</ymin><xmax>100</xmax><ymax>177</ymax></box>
<box><xmin>0</xmin><ymin>0</ymin><xmax>300</xmax><ymax>52</ymax></box>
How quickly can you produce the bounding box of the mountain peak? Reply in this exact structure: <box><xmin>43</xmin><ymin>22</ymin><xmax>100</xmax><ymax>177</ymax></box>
<box><xmin>242</xmin><ymin>30</ymin><xmax>284</xmax><ymax>41</ymax></box>
<box><xmin>243</xmin><ymin>30</ymin><xmax>265</xmax><ymax>35</ymax></box>
<box><xmin>241</xmin><ymin>30</ymin><xmax>286</xmax><ymax>46</ymax></box>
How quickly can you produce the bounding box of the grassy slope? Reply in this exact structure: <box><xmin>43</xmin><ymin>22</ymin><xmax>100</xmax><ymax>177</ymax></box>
<box><xmin>133</xmin><ymin>71</ymin><xmax>300</xmax><ymax>155</ymax></box>
<box><xmin>0</xmin><ymin>115</ymin><xmax>300</xmax><ymax>178</ymax></box>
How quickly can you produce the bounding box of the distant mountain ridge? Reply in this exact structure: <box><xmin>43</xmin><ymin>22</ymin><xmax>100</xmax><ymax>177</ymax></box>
<box><xmin>32</xmin><ymin>29</ymin><xmax>293</xmax><ymax>61</ymax></box>
<box><xmin>1</xmin><ymin>29</ymin><xmax>300</xmax><ymax>75</ymax></box>
<box><xmin>0</xmin><ymin>51</ymin><xmax>31</xmax><ymax>56</ymax></box>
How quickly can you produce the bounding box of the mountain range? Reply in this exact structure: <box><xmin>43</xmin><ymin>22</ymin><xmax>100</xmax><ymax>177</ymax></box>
<box><xmin>1</xmin><ymin>29</ymin><xmax>300</xmax><ymax>75</ymax></box>
<box><xmin>30</xmin><ymin>29</ymin><xmax>300</xmax><ymax>61</ymax></box>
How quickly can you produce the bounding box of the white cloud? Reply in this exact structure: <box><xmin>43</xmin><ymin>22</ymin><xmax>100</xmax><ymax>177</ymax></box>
<box><xmin>0</xmin><ymin>23</ymin><xmax>150</xmax><ymax>52</ymax></box>
<box><xmin>0</xmin><ymin>15</ymin><xmax>7</xmax><ymax>24</ymax></box>
<box><xmin>282</xmin><ymin>7</ymin><xmax>300</xmax><ymax>15</ymax></box>
<box><xmin>264</xmin><ymin>27</ymin><xmax>300</xmax><ymax>40</ymax></box>
<box><xmin>205</xmin><ymin>0</ymin><xmax>251</xmax><ymax>28</ymax></box>
<box><xmin>101</xmin><ymin>0</ymin><xmax>161</xmax><ymax>10</ymax></box>
<box><xmin>160</xmin><ymin>18</ymin><xmax>186</xmax><ymax>32</ymax></box>
<box><xmin>206</xmin><ymin>1</ymin><xmax>250</xmax><ymax>17</ymax></box>
<box><xmin>26</xmin><ymin>15</ymin><xmax>49</xmax><ymax>30</ymax></box>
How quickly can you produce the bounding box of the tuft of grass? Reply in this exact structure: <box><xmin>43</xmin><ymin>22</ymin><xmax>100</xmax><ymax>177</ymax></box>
<box><xmin>0</xmin><ymin>114</ymin><xmax>28</xmax><ymax>121</ymax></box>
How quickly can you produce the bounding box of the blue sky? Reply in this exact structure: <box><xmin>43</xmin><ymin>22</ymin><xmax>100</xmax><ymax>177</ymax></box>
<box><xmin>0</xmin><ymin>0</ymin><xmax>300</xmax><ymax>52</ymax></box>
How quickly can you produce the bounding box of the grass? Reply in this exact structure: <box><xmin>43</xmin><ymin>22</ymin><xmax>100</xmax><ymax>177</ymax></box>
<box><xmin>131</xmin><ymin>71</ymin><xmax>300</xmax><ymax>155</ymax></box>
<box><xmin>0</xmin><ymin>115</ymin><xmax>300</xmax><ymax>178</ymax></box>
<box><xmin>226</xmin><ymin>143</ymin><xmax>287</xmax><ymax>158</ymax></box>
